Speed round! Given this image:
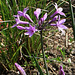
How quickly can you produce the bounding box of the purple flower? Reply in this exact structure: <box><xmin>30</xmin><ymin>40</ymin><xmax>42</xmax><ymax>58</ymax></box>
<box><xmin>11</xmin><ymin>15</ymin><xmax>29</xmax><ymax>28</ymax></box>
<box><xmin>34</xmin><ymin>8</ymin><xmax>47</xmax><ymax>26</ymax></box>
<box><xmin>50</xmin><ymin>15</ymin><xmax>67</xmax><ymax>35</ymax></box>
<box><xmin>15</xmin><ymin>63</ymin><xmax>26</xmax><ymax>75</ymax></box>
<box><xmin>18</xmin><ymin>7</ymin><xmax>33</xmax><ymax>23</ymax></box>
<box><xmin>24</xmin><ymin>24</ymin><xmax>37</xmax><ymax>37</ymax></box>
<box><xmin>59</xmin><ymin>65</ymin><xmax>65</xmax><ymax>75</ymax></box>
<box><xmin>18</xmin><ymin>7</ymin><xmax>29</xmax><ymax>16</ymax></box>
<box><xmin>50</xmin><ymin>3</ymin><xmax>66</xmax><ymax>18</ymax></box>
<box><xmin>49</xmin><ymin>16</ymin><xmax>58</xmax><ymax>23</ymax></box>
<box><xmin>34</xmin><ymin>8</ymin><xmax>41</xmax><ymax>19</ymax></box>
<box><xmin>38</xmin><ymin>13</ymin><xmax>47</xmax><ymax>25</ymax></box>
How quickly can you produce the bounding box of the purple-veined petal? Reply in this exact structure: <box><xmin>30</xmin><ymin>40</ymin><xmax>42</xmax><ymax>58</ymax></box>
<box><xmin>38</xmin><ymin>13</ymin><xmax>47</xmax><ymax>25</ymax></box>
<box><xmin>18</xmin><ymin>11</ymin><xmax>23</xmax><ymax>16</ymax></box>
<box><xmin>11</xmin><ymin>24</ymin><xmax>17</xmax><ymax>28</ymax></box>
<box><xmin>49</xmin><ymin>16</ymin><xmax>58</xmax><ymax>23</ymax></box>
<box><xmin>59</xmin><ymin>25</ymin><xmax>68</xmax><ymax>29</ymax></box>
<box><xmin>15</xmin><ymin>19</ymin><xmax>20</xmax><ymax>24</ymax></box>
<box><xmin>23</xmin><ymin>7</ymin><xmax>29</xmax><ymax>15</ymax></box>
<box><xmin>34</xmin><ymin>8</ymin><xmax>41</xmax><ymax>19</ymax></box>
<box><xmin>38</xmin><ymin>20</ymin><xmax>42</xmax><ymax>25</ymax></box>
<box><xmin>29</xmin><ymin>25</ymin><xmax>36</xmax><ymax>32</ymax></box>
<box><xmin>54</xmin><ymin>3</ymin><xmax>58</xmax><ymax>9</ymax></box>
<box><xmin>59</xmin><ymin>12</ymin><xmax>66</xmax><ymax>17</ymax></box>
<box><xmin>53</xmin><ymin>15</ymin><xmax>58</xmax><ymax>21</ymax></box>
<box><xmin>19</xmin><ymin>21</ymin><xmax>29</xmax><ymax>24</ymax></box>
<box><xmin>58</xmin><ymin>26</ymin><xmax>63</xmax><ymax>31</ymax></box>
<box><xmin>57</xmin><ymin>8</ymin><xmax>66</xmax><ymax>17</ymax></box>
<box><xmin>25</xmin><ymin>27</ymin><xmax>30</xmax><ymax>30</ymax></box>
<box><xmin>24</xmin><ymin>25</ymin><xmax>37</xmax><ymax>37</ymax></box>
<box><xmin>24</xmin><ymin>32</ymin><xmax>29</xmax><ymax>35</ymax></box>
<box><xmin>17</xmin><ymin>26</ymin><xmax>25</xmax><ymax>30</ymax></box>
<box><xmin>29</xmin><ymin>25</ymin><xmax>37</xmax><ymax>32</ymax></box>
<box><xmin>18</xmin><ymin>7</ymin><xmax>29</xmax><ymax>17</ymax></box>
<box><xmin>24</xmin><ymin>31</ymin><xmax>33</xmax><ymax>37</ymax></box>
<box><xmin>41</xmin><ymin>13</ymin><xmax>47</xmax><ymax>22</ymax></box>
<box><xmin>13</xmin><ymin>15</ymin><xmax>18</xmax><ymax>17</ymax></box>
<box><xmin>13</xmin><ymin>15</ymin><xmax>20</xmax><ymax>20</ymax></box>
<box><xmin>11</xmin><ymin>15</ymin><xmax>20</xmax><ymax>28</ymax></box>
<box><xmin>58</xmin><ymin>15</ymin><xmax>60</xmax><ymax>22</ymax></box>
<box><xmin>58</xmin><ymin>27</ymin><xmax>65</xmax><ymax>35</ymax></box>
<box><xmin>57</xmin><ymin>7</ymin><xmax>63</xmax><ymax>12</ymax></box>
<box><xmin>14</xmin><ymin>15</ymin><xmax>20</xmax><ymax>24</ymax></box>
<box><xmin>50</xmin><ymin>23</ymin><xmax>57</xmax><ymax>26</ymax></box>
<box><xmin>15</xmin><ymin>63</ymin><xmax>26</xmax><ymax>75</ymax></box>
<box><xmin>50</xmin><ymin>7</ymin><xmax>63</xmax><ymax>18</ymax></box>
<box><xmin>59</xmin><ymin>19</ymin><xmax>66</xmax><ymax>25</ymax></box>
<box><xmin>29</xmin><ymin>32</ymin><xmax>34</xmax><ymax>37</ymax></box>
<box><xmin>16</xmin><ymin>15</ymin><xmax>20</xmax><ymax>19</ymax></box>
<box><xmin>29</xmin><ymin>24</ymin><xmax>34</xmax><ymax>29</ymax></box>
<box><xmin>24</xmin><ymin>14</ymin><xmax>33</xmax><ymax>23</ymax></box>
<box><xmin>50</xmin><ymin>11</ymin><xmax>58</xmax><ymax>18</ymax></box>
<box><xmin>14</xmin><ymin>15</ymin><xmax>29</xmax><ymax>24</ymax></box>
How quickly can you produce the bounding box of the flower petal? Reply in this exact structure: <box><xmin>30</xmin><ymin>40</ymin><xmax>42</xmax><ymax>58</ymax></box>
<box><xmin>59</xmin><ymin>25</ymin><xmax>68</xmax><ymax>29</ymax></box>
<box><xmin>58</xmin><ymin>27</ymin><xmax>65</xmax><ymax>35</ymax></box>
<box><xmin>25</xmin><ymin>27</ymin><xmax>30</xmax><ymax>30</ymax></box>
<box><xmin>38</xmin><ymin>20</ymin><xmax>42</xmax><ymax>25</ymax></box>
<box><xmin>57</xmin><ymin>7</ymin><xmax>63</xmax><ymax>13</ymax></box>
<box><xmin>15</xmin><ymin>19</ymin><xmax>20</xmax><ymax>24</ymax></box>
<box><xmin>54</xmin><ymin>3</ymin><xmax>58</xmax><ymax>9</ymax></box>
<box><xmin>19</xmin><ymin>21</ymin><xmax>29</xmax><ymax>24</ymax></box>
<box><xmin>18</xmin><ymin>11</ymin><xmax>23</xmax><ymax>16</ymax></box>
<box><xmin>13</xmin><ymin>15</ymin><xmax>18</xmax><ymax>17</ymax></box>
<box><xmin>17</xmin><ymin>26</ymin><xmax>25</xmax><ymax>30</ymax></box>
<box><xmin>50</xmin><ymin>23</ymin><xmax>57</xmax><ymax>26</ymax></box>
<box><xmin>23</xmin><ymin>7</ymin><xmax>29</xmax><ymax>15</ymax></box>
<box><xmin>34</xmin><ymin>8</ymin><xmax>41</xmax><ymax>19</ymax></box>
<box><xmin>11</xmin><ymin>24</ymin><xmax>17</xmax><ymax>28</ymax></box>
<box><xmin>59</xmin><ymin>12</ymin><xmax>66</xmax><ymax>17</ymax></box>
<box><xmin>41</xmin><ymin>13</ymin><xmax>47</xmax><ymax>22</ymax></box>
<box><xmin>50</xmin><ymin>11</ymin><xmax>58</xmax><ymax>18</ymax></box>
<box><xmin>29</xmin><ymin>32</ymin><xmax>34</xmax><ymax>37</ymax></box>
<box><xmin>24</xmin><ymin>14</ymin><xmax>33</xmax><ymax>23</ymax></box>
<box><xmin>13</xmin><ymin>15</ymin><xmax>20</xmax><ymax>20</ymax></box>
<box><xmin>49</xmin><ymin>16</ymin><xmax>58</xmax><ymax>23</ymax></box>
<box><xmin>24</xmin><ymin>32</ymin><xmax>29</xmax><ymax>35</ymax></box>
<box><xmin>59</xmin><ymin>19</ymin><xmax>66</xmax><ymax>25</ymax></box>
<box><xmin>15</xmin><ymin>63</ymin><xmax>26</xmax><ymax>75</ymax></box>
<box><xmin>24</xmin><ymin>25</ymin><xmax>37</xmax><ymax>37</ymax></box>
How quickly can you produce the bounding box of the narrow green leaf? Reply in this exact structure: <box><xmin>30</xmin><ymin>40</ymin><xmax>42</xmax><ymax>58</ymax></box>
<box><xmin>33</xmin><ymin>55</ymin><xmax>44</xmax><ymax>75</ymax></box>
<box><xmin>69</xmin><ymin>0</ymin><xmax>75</xmax><ymax>40</ymax></box>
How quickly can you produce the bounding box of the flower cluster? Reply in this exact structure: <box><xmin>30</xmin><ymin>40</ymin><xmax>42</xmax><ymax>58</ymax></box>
<box><xmin>11</xmin><ymin>3</ymin><xmax>68</xmax><ymax>37</ymax></box>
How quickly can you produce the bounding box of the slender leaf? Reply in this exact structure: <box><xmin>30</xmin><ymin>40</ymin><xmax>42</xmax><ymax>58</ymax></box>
<box><xmin>33</xmin><ymin>55</ymin><xmax>44</xmax><ymax>75</ymax></box>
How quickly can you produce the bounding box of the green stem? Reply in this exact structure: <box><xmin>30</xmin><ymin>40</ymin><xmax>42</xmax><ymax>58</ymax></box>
<box><xmin>40</xmin><ymin>30</ymin><xmax>49</xmax><ymax>75</ymax></box>
<box><xmin>69</xmin><ymin>0</ymin><xmax>75</xmax><ymax>40</ymax></box>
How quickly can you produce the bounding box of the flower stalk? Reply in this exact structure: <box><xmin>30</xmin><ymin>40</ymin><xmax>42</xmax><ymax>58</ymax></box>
<box><xmin>40</xmin><ymin>30</ymin><xmax>49</xmax><ymax>75</ymax></box>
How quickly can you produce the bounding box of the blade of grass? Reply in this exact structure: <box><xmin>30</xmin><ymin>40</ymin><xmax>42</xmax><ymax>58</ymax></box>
<box><xmin>69</xmin><ymin>0</ymin><xmax>75</xmax><ymax>40</ymax></box>
<box><xmin>33</xmin><ymin>55</ymin><xmax>44</xmax><ymax>75</ymax></box>
<box><xmin>11</xmin><ymin>45</ymin><xmax>21</xmax><ymax>61</ymax></box>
